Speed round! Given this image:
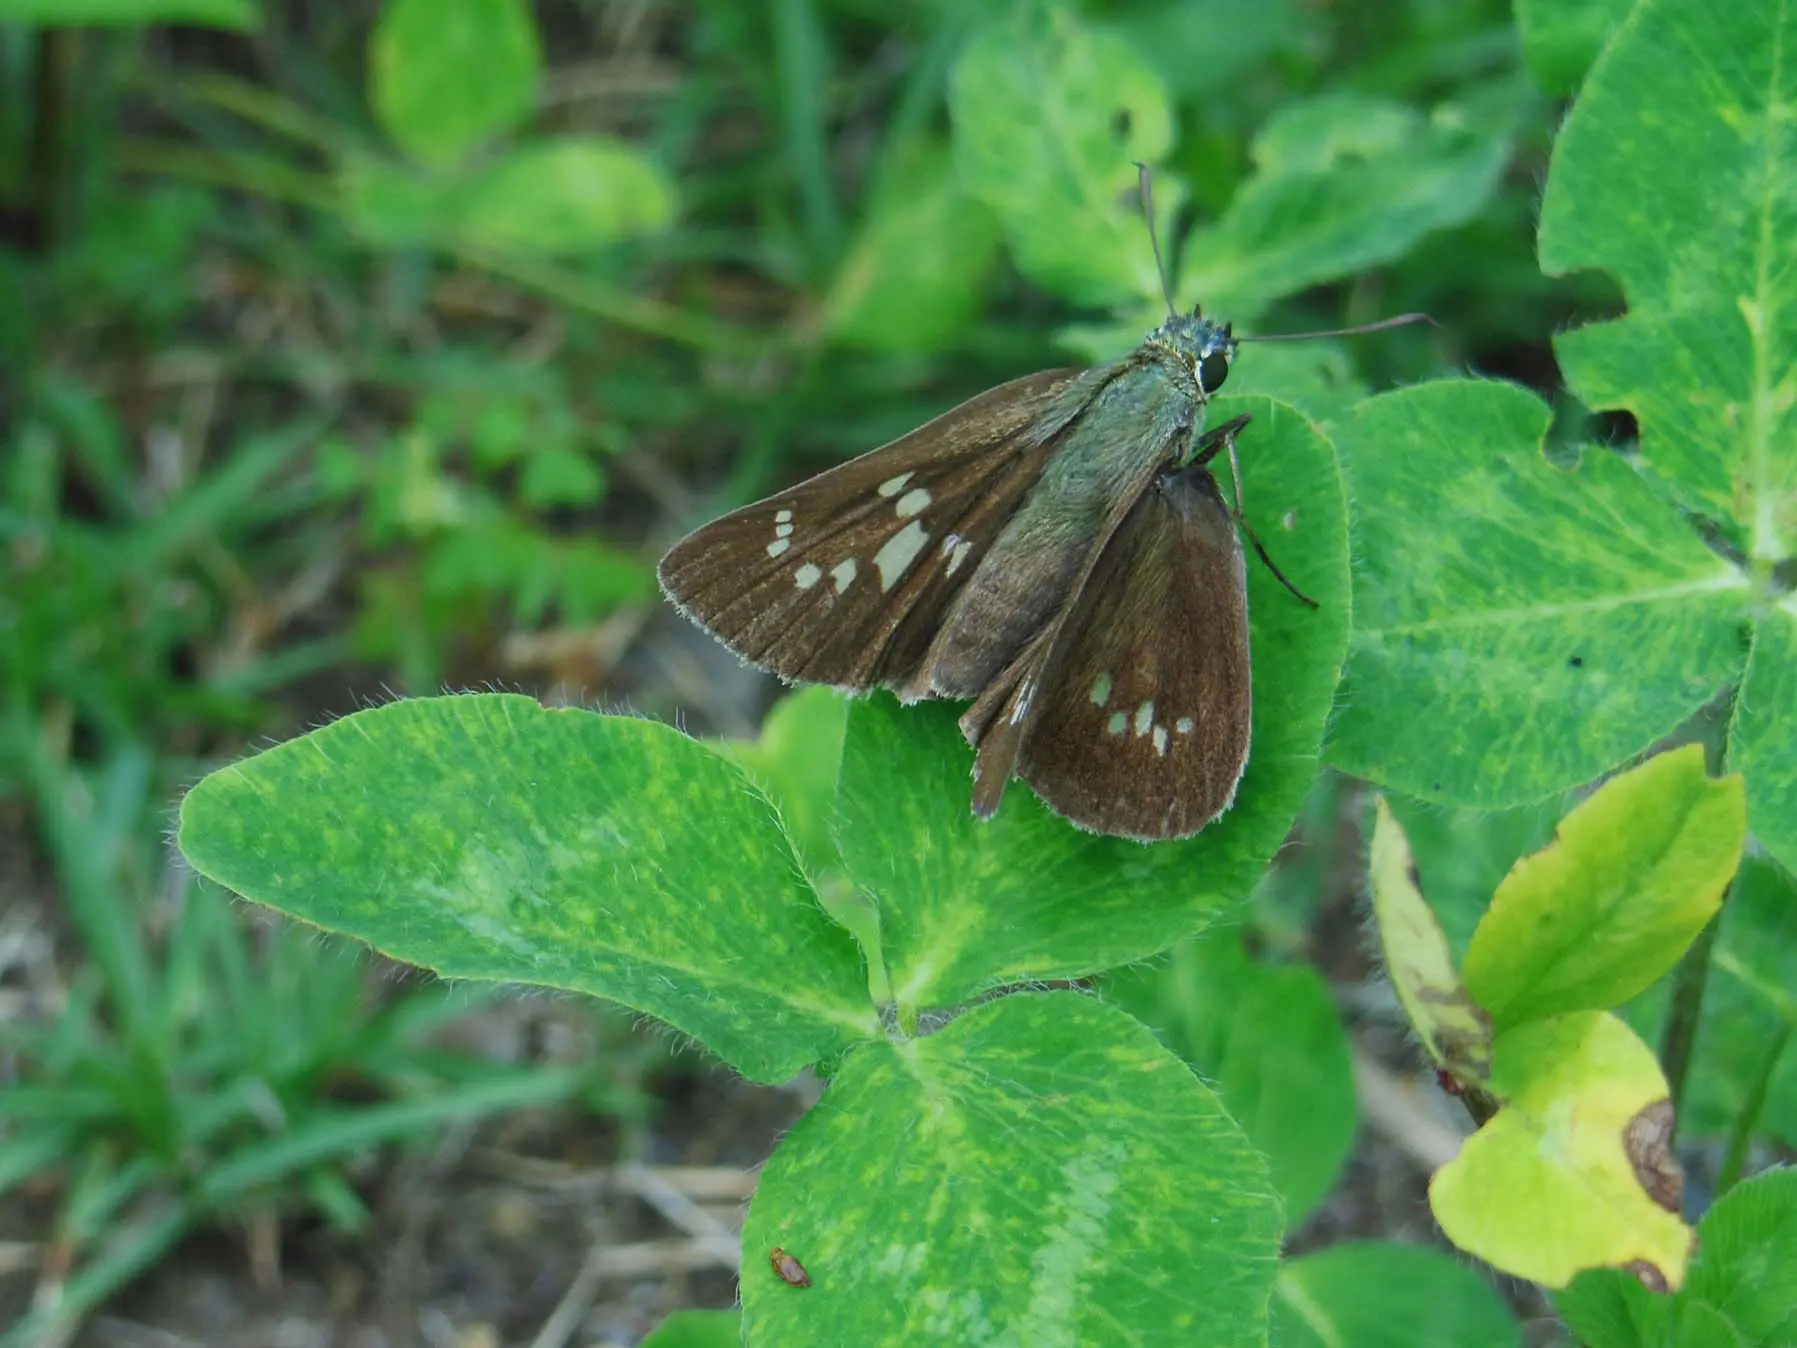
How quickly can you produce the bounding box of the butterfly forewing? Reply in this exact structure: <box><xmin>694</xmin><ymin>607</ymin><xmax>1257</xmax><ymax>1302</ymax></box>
<box><xmin>658</xmin><ymin>371</ymin><xmax>1080</xmax><ymax>691</ymax></box>
<box><xmin>1012</xmin><ymin>463</ymin><xmax>1252</xmax><ymax>841</ymax></box>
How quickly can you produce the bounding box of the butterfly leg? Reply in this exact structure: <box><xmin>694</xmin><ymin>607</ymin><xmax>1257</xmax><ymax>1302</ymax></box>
<box><xmin>1205</xmin><ymin>419</ymin><xmax>1320</xmax><ymax>610</ymax></box>
<box><xmin>1191</xmin><ymin>414</ymin><xmax>1253</xmax><ymax>467</ymax></box>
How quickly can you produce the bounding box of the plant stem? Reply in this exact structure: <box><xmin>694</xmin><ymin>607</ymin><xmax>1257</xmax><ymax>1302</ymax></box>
<box><xmin>1660</xmin><ymin>682</ymin><xmax>1745</xmax><ymax>1132</ymax></box>
<box><xmin>164</xmin><ymin>71</ymin><xmax>356</xmax><ymax>157</ymax></box>
<box><xmin>1659</xmin><ymin>907</ymin><xmax>1723</xmax><ymax>1125</ymax></box>
<box><xmin>113</xmin><ymin>136</ymin><xmax>337</xmax><ymax>212</ymax></box>
<box><xmin>1716</xmin><ymin>1014</ymin><xmax>1793</xmax><ymax>1193</ymax></box>
<box><xmin>465</xmin><ymin>248</ymin><xmax>760</xmax><ymax>354</ymax></box>
<box><xmin>26</xmin><ymin>25</ymin><xmax>78</xmax><ymax>251</ymax></box>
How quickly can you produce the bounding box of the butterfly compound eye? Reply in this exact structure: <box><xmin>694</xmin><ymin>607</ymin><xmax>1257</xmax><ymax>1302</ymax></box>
<box><xmin>1198</xmin><ymin>351</ymin><xmax>1231</xmax><ymax>393</ymax></box>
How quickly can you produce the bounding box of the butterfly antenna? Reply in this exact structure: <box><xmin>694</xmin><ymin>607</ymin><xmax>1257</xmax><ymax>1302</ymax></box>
<box><xmin>1237</xmin><ymin>313</ymin><xmax>1437</xmax><ymax>342</ymax></box>
<box><xmin>1134</xmin><ymin>162</ymin><xmax>1179</xmax><ymax>318</ymax></box>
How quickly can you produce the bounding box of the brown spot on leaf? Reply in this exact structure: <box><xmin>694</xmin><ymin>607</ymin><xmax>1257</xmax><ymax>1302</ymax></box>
<box><xmin>1625</xmin><ymin>1098</ymin><xmax>1684</xmax><ymax>1214</ymax></box>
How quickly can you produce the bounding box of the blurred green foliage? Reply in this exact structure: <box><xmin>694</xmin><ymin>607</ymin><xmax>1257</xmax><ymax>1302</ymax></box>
<box><xmin>2</xmin><ymin>0</ymin><xmax>1604</xmax><ymax>737</ymax></box>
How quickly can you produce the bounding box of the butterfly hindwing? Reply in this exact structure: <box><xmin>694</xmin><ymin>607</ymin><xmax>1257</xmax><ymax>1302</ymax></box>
<box><xmin>1010</xmin><ymin>462</ymin><xmax>1253</xmax><ymax>841</ymax></box>
<box><xmin>658</xmin><ymin>370</ymin><xmax>1082</xmax><ymax>691</ymax></box>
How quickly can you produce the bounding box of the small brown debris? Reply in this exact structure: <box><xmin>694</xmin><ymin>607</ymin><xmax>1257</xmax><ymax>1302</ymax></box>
<box><xmin>770</xmin><ymin>1246</ymin><xmax>811</xmax><ymax>1288</ymax></box>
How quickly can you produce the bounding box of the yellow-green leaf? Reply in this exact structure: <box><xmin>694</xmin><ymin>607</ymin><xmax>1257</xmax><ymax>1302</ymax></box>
<box><xmin>1463</xmin><ymin>745</ymin><xmax>1747</xmax><ymax>1031</ymax></box>
<box><xmin>1431</xmin><ymin>1012</ymin><xmax>1693</xmax><ymax>1290</ymax></box>
<box><xmin>1368</xmin><ymin>796</ymin><xmax>1493</xmax><ymax>1086</ymax></box>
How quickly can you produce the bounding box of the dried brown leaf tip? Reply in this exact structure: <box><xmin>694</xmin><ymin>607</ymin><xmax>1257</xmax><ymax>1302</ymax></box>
<box><xmin>770</xmin><ymin>1246</ymin><xmax>812</xmax><ymax>1288</ymax></box>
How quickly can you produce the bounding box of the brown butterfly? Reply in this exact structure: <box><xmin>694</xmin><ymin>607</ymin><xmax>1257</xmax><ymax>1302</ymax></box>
<box><xmin>661</xmin><ymin>175</ymin><xmax>1420</xmax><ymax>841</ymax></box>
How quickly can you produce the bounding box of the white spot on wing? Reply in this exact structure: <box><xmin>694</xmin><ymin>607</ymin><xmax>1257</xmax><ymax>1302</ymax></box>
<box><xmin>1175</xmin><ymin>716</ymin><xmax>1195</xmax><ymax>735</ymax></box>
<box><xmin>1134</xmin><ymin>701</ymin><xmax>1155</xmax><ymax>736</ymax></box>
<box><xmin>1152</xmin><ymin>726</ymin><xmax>1168</xmax><ymax>756</ymax></box>
<box><xmin>895</xmin><ymin>487</ymin><xmax>931</xmax><ymax>518</ymax></box>
<box><xmin>831</xmin><ymin>558</ymin><xmax>858</xmax><ymax>592</ymax></box>
<box><xmin>767</xmin><ymin>538</ymin><xmax>791</xmax><ymax>557</ymax></box>
<box><xmin>775</xmin><ymin>509</ymin><xmax>793</xmax><ymax>524</ymax></box>
<box><xmin>943</xmin><ymin>535</ymin><xmax>974</xmax><ymax>576</ymax></box>
<box><xmin>1107</xmin><ymin>712</ymin><xmax>1127</xmax><ymax>736</ymax></box>
<box><xmin>874</xmin><ymin>520</ymin><xmax>930</xmax><ymax>591</ymax></box>
<box><xmin>775</xmin><ymin>522</ymin><xmax>794</xmax><ymax>538</ymax></box>
<box><xmin>1010</xmin><ymin>683</ymin><xmax>1034</xmax><ymax>725</ymax></box>
<box><xmin>877</xmin><ymin>472</ymin><xmax>915</xmax><ymax>498</ymax></box>
<box><xmin>794</xmin><ymin>563</ymin><xmax>822</xmax><ymax>589</ymax></box>
<box><xmin>1089</xmin><ymin>673</ymin><xmax>1112</xmax><ymax>707</ymax></box>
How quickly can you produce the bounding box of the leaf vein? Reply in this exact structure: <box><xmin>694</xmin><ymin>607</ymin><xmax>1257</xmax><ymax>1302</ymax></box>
<box><xmin>1365</xmin><ymin>570</ymin><xmax>1748</xmax><ymax>635</ymax></box>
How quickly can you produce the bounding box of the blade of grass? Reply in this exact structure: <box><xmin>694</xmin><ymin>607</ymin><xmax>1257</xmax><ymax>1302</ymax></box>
<box><xmin>197</xmin><ymin>1066</ymin><xmax>581</xmax><ymax>1202</ymax></box>
<box><xmin>0</xmin><ymin>1200</ymin><xmax>194</xmax><ymax>1348</ymax></box>
<box><xmin>772</xmin><ymin>0</ymin><xmax>842</xmax><ymax>268</ymax></box>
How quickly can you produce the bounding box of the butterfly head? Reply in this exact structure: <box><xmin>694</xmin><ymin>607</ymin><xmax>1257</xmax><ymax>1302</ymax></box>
<box><xmin>1147</xmin><ymin>311</ymin><xmax>1237</xmax><ymax>401</ymax></box>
